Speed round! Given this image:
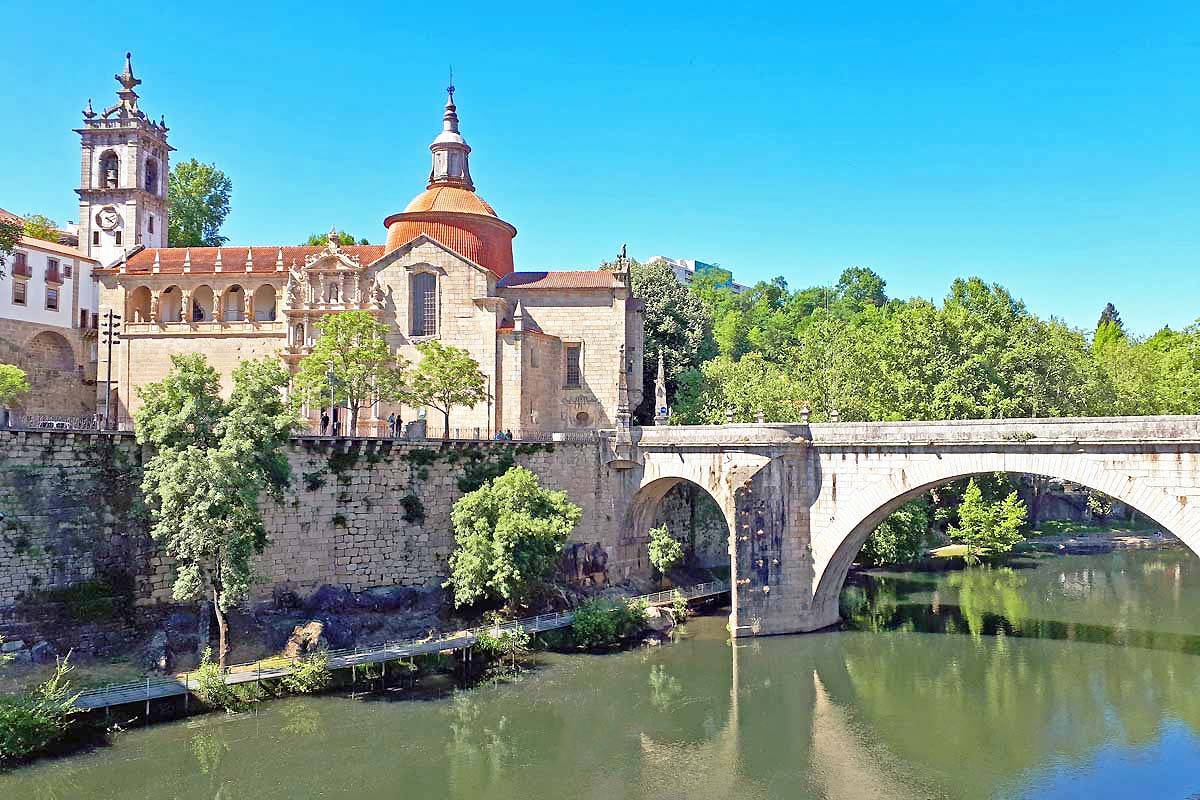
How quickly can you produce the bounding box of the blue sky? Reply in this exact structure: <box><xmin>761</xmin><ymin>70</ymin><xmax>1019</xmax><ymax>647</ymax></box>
<box><xmin>3</xmin><ymin>1</ymin><xmax>1197</xmax><ymax>335</ymax></box>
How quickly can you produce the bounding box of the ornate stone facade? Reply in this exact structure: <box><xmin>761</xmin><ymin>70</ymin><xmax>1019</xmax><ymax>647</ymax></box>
<box><xmin>93</xmin><ymin>78</ymin><xmax>643</xmax><ymax>435</ymax></box>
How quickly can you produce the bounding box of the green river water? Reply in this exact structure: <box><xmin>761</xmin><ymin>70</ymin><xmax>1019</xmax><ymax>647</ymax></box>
<box><xmin>5</xmin><ymin>547</ymin><xmax>1200</xmax><ymax>799</ymax></box>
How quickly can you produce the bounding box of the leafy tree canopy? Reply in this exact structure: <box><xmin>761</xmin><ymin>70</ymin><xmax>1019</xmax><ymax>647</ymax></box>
<box><xmin>647</xmin><ymin>524</ymin><xmax>685</xmax><ymax>576</ymax></box>
<box><xmin>0</xmin><ymin>364</ymin><xmax>31</xmax><ymax>406</ymax></box>
<box><xmin>302</xmin><ymin>231</ymin><xmax>369</xmax><ymax>246</ymax></box>
<box><xmin>408</xmin><ymin>341</ymin><xmax>487</xmax><ymax>437</ymax></box>
<box><xmin>627</xmin><ymin>258</ymin><xmax>717</xmax><ymax>421</ymax></box>
<box><xmin>0</xmin><ymin>215</ymin><xmax>20</xmax><ymax>262</ymax></box>
<box><xmin>446</xmin><ymin>465</ymin><xmax>582</xmax><ymax>608</ymax></box>
<box><xmin>136</xmin><ymin>353</ymin><xmax>296</xmax><ymax>666</ymax></box>
<box><xmin>21</xmin><ymin>214</ymin><xmax>59</xmax><ymax>243</ymax></box>
<box><xmin>294</xmin><ymin>311</ymin><xmax>409</xmax><ymax>434</ymax></box>
<box><xmin>168</xmin><ymin>159</ymin><xmax>232</xmax><ymax>247</ymax></box>
<box><xmin>948</xmin><ymin>478</ymin><xmax>1028</xmax><ymax>563</ymax></box>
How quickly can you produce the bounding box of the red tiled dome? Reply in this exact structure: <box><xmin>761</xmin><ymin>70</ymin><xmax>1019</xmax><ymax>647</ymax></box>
<box><xmin>402</xmin><ymin>187</ymin><xmax>497</xmax><ymax>216</ymax></box>
<box><xmin>384</xmin><ymin>188</ymin><xmax>516</xmax><ymax>277</ymax></box>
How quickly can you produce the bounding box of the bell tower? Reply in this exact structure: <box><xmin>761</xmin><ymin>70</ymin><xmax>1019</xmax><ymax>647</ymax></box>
<box><xmin>76</xmin><ymin>53</ymin><xmax>172</xmax><ymax>266</ymax></box>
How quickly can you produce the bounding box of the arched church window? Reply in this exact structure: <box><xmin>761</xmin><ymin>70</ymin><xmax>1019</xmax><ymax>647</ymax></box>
<box><xmin>410</xmin><ymin>272</ymin><xmax>437</xmax><ymax>337</ymax></box>
<box><xmin>145</xmin><ymin>158</ymin><xmax>158</xmax><ymax>194</ymax></box>
<box><xmin>99</xmin><ymin>151</ymin><xmax>120</xmax><ymax>189</ymax></box>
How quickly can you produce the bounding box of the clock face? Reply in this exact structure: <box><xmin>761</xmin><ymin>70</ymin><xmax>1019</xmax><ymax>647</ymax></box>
<box><xmin>96</xmin><ymin>207</ymin><xmax>121</xmax><ymax>231</ymax></box>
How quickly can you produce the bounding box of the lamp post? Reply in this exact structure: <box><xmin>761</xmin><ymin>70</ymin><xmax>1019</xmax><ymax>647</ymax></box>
<box><xmin>101</xmin><ymin>310</ymin><xmax>122</xmax><ymax>430</ymax></box>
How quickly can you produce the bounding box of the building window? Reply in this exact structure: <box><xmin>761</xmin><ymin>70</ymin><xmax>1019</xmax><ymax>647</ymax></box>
<box><xmin>92</xmin><ymin>231</ymin><xmax>100</xmax><ymax>246</ymax></box>
<box><xmin>46</xmin><ymin>258</ymin><xmax>61</xmax><ymax>284</ymax></box>
<box><xmin>410</xmin><ymin>272</ymin><xmax>437</xmax><ymax>337</ymax></box>
<box><xmin>81</xmin><ymin>309</ymin><xmax>90</xmax><ymax>329</ymax></box>
<box><xmin>114</xmin><ymin>231</ymin><xmax>122</xmax><ymax>246</ymax></box>
<box><xmin>46</xmin><ymin>287</ymin><xmax>59</xmax><ymax>311</ymax></box>
<box><xmin>145</xmin><ymin>158</ymin><xmax>158</xmax><ymax>194</ymax></box>
<box><xmin>64</xmin><ymin>264</ymin><xmax>73</xmax><ymax>279</ymax></box>
<box><xmin>12</xmin><ymin>251</ymin><xmax>30</xmax><ymax>278</ymax></box>
<box><xmin>12</xmin><ymin>281</ymin><xmax>26</xmax><ymax>305</ymax></box>
<box><xmin>564</xmin><ymin>344</ymin><xmax>582</xmax><ymax>388</ymax></box>
<box><xmin>148</xmin><ymin>214</ymin><xmax>154</xmax><ymax>234</ymax></box>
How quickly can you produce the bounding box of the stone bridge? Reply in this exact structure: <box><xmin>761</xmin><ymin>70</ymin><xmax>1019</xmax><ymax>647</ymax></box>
<box><xmin>609</xmin><ymin>416</ymin><xmax>1200</xmax><ymax>637</ymax></box>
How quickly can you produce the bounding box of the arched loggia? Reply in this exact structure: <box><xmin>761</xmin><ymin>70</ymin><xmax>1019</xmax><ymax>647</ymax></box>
<box><xmin>810</xmin><ymin>455</ymin><xmax>1200</xmax><ymax>630</ymax></box>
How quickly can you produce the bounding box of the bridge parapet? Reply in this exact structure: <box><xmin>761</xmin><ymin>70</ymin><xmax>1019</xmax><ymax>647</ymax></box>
<box><xmin>808</xmin><ymin>416</ymin><xmax>1200</xmax><ymax>447</ymax></box>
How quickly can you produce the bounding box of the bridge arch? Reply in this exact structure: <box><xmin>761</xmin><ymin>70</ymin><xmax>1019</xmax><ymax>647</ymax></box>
<box><xmin>809</xmin><ymin>449</ymin><xmax>1200</xmax><ymax>628</ymax></box>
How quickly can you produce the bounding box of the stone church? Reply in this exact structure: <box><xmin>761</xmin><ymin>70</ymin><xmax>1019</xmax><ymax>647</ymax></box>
<box><xmin>86</xmin><ymin>57</ymin><xmax>644</xmax><ymax>436</ymax></box>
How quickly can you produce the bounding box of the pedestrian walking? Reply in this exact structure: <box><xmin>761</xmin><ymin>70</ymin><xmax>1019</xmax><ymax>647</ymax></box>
<box><xmin>320</xmin><ymin>411</ymin><xmax>330</xmax><ymax>436</ymax></box>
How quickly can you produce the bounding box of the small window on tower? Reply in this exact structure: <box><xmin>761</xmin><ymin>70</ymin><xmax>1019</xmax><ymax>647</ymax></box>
<box><xmin>92</xmin><ymin>231</ymin><xmax>100</xmax><ymax>246</ymax></box>
<box><xmin>148</xmin><ymin>215</ymin><xmax>154</xmax><ymax>234</ymax></box>
<box><xmin>114</xmin><ymin>231</ymin><xmax>122</xmax><ymax>246</ymax></box>
<box><xmin>564</xmin><ymin>344</ymin><xmax>582</xmax><ymax>389</ymax></box>
<box><xmin>145</xmin><ymin>158</ymin><xmax>158</xmax><ymax>194</ymax></box>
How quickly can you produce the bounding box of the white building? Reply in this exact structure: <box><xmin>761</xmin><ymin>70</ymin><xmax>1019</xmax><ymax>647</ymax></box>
<box><xmin>0</xmin><ymin>213</ymin><xmax>101</xmax><ymax>415</ymax></box>
<box><xmin>646</xmin><ymin>255</ymin><xmax>748</xmax><ymax>293</ymax></box>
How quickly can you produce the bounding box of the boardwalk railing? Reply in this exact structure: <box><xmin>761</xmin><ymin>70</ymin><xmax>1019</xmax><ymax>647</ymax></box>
<box><xmin>73</xmin><ymin>580</ymin><xmax>728</xmax><ymax>711</ymax></box>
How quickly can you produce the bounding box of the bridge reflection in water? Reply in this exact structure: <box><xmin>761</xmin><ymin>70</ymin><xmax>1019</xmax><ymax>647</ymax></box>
<box><xmin>10</xmin><ymin>550</ymin><xmax>1200</xmax><ymax>799</ymax></box>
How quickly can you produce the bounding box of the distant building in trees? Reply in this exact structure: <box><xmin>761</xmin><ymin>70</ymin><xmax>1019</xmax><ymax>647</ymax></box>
<box><xmin>646</xmin><ymin>255</ymin><xmax>748</xmax><ymax>293</ymax></box>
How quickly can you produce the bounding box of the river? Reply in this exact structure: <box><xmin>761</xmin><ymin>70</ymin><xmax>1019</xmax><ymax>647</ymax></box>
<box><xmin>6</xmin><ymin>547</ymin><xmax>1200</xmax><ymax>799</ymax></box>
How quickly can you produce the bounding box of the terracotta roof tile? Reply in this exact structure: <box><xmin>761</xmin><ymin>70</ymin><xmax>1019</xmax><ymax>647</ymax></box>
<box><xmin>114</xmin><ymin>245</ymin><xmax>387</xmax><ymax>275</ymax></box>
<box><xmin>496</xmin><ymin>271</ymin><xmax>624</xmax><ymax>290</ymax></box>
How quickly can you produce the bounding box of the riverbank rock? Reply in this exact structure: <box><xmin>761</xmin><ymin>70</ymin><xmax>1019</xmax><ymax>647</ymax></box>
<box><xmin>356</xmin><ymin>586</ymin><xmax>420</xmax><ymax>612</ymax></box>
<box><xmin>306</xmin><ymin>585</ymin><xmax>355</xmax><ymax>613</ymax></box>
<box><xmin>643</xmin><ymin>606</ymin><xmax>675</xmax><ymax>633</ymax></box>
<box><xmin>283</xmin><ymin>621</ymin><xmax>327</xmax><ymax>658</ymax></box>
<box><xmin>30</xmin><ymin>640</ymin><xmax>58</xmax><ymax>664</ymax></box>
<box><xmin>143</xmin><ymin>630</ymin><xmax>171</xmax><ymax>672</ymax></box>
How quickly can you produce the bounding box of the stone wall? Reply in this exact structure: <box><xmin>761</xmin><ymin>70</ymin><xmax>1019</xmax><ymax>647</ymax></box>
<box><xmin>0</xmin><ymin>317</ymin><xmax>96</xmax><ymax>415</ymax></box>
<box><xmin>0</xmin><ymin>431</ymin><xmax>634</xmax><ymax>608</ymax></box>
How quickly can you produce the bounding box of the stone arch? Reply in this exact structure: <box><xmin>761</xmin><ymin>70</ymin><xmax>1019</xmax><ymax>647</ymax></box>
<box><xmin>127</xmin><ymin>286</ymin><xmax>152</xmax><ymax>322</ymax></box>
<box><xmin>160</xmin><ymin>285</ymin><xmax>183</xmax><ymax>322</ymax></box>
<box><xmin>98</xmin><ymin>149</ymin><xmax>120</xmax><ymax>188</ymax></box>
<box><xmin>191</xmin><ymin>285</ymin><xmax>214</xmax><ymax>321</ymax></box>
<box><xmin>26</xmin><ymin>330</ymin><xmax>76</xmax><ymax>372</ymax></box>
<box><xmin>625</xmin><ymin>476</ymin><xmax>733</xmax><ymax>576</ymax></box>
<box><xmin>809</xmin><ymin>450</ymin><xmax>1200</xmax><ymax>629</ymax></box>
<box><xmin>253</xmin><ymin>284</ymin><xmax>277</xmax><ymax>321</ymax></box>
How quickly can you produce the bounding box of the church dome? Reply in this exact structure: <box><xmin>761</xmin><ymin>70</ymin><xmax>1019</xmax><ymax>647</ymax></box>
<box><xmin>383</xmin><ymin>88</ymin><xmax>516</xmax><ymax>277</ymax></box>
<box><xmin>402</xmin><ymin>186</ymin><xmax>497</xmax><ymax>217</ymax></box>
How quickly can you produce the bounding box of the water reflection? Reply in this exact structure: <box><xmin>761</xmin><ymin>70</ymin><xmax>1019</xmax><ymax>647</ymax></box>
<box><xmin>6</xmin><ymin>549</ymin><xmax>1200</xmax><ymax>799</ymax></box>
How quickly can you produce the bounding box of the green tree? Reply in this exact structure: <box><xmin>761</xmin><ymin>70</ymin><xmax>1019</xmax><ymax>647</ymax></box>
<box><xmin>647</xmin><ymin>524</ymin><xmax>684</xmax><ymax>577</ymax></box>
<box><xmin>0</xmin><ymin>364</ymin><xmax>30</xmax><ymax>406</ymax></box>
<box><xmin>302</xmin><ymin>231</ymin><xmax>369</xmax><ymax>246</ymax></box>
<box><xmin>0</xmin><ymin>657</ymin><xmax>79</xmax><ymax>765</ymax></box>
<box><xmin>408</xmin><ymin>340</ymin><xmax>487</xmax><ymax>438</ymax></box>
<box><xmin>21</xmin><ymin>213</ymin><xmax>58</xmax><ymax>243</ymax></box>
<box><xmin>859</xmin><ymin>499</ymin><xmax>931</xmax><ymax>566</ymax></box>
<box><xmin>168</xmin><ymin>159</ymin><xmax>232</xmax><ymax>247</ymax></box>
<box><xmin>628</xmin><ymin>258</ymin><xmax>717</xmax><ymax>421</ymax></box>
<box><xmin>672</xmin><ymin>352</ymin><xmax>805</xmax><ymax>423</ymax></box>
<box><xmin>0</xmin><ymin>215</ymin><xmax>20</xmax><ymax>266</ymax></box>
<box><xmin>446</xmin><ymin>466</ymin><xmax>581</xmax><ymax>608</ymax></box>
<box><xmin>294</xmin><ymin>311</ymin><xmax>409</xmax><ymax>435</ymax></box>
<box><xmin>835</xmin><ymin>266</ymin><xmax>887</xmax><ymax>312</ymax></box>
<box><xmin>949</xmin><ymin>478</ymin><xmax>1027</xmax><ymax>563</ymax></box>
<box><xmin>136</xmin><ymin>353</ymin><xmax>296</xmax><ymax>666</ymax></box>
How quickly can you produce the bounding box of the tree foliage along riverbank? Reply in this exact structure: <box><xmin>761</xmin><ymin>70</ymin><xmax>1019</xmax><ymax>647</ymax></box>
<box><xmin>627</xmin><ymin>261</ymin><xmax>1200</xmax><ymax>425</ymax></box>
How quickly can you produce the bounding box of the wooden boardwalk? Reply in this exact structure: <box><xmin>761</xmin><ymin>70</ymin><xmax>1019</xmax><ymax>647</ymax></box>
<box><xmin>74</xmin><ymin>581</ymin><xmax>728</xmax><ymax>712</ymax></box>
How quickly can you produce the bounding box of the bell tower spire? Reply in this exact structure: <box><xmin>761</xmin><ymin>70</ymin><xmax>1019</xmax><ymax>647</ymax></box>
<box><xmin>427</xmin><ymin>77</ymin><xmax>474</xmax><ymax>190</ymax></box>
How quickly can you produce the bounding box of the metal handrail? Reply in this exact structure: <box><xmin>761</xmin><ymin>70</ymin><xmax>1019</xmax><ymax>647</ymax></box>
<box><xmin>73</xmin><ymin>580</ymin><xmax>728</xmax><ymax>707</ymax></box>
